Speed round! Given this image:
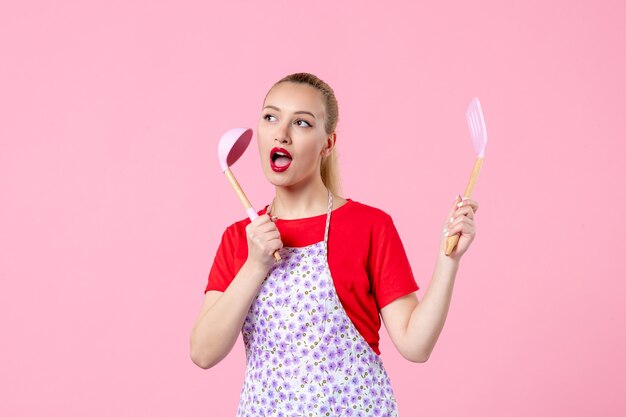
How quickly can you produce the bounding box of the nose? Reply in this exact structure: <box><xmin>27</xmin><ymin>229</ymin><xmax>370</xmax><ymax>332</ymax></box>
<box><xmin>274</xmin><ymin>124</ymin><xmax>291</xmax><ymax>144</ymax></box>
<box><xmin>274</xmin><ymin>132</ymin><xmax>291</xmax><ymax>144</ymax></box>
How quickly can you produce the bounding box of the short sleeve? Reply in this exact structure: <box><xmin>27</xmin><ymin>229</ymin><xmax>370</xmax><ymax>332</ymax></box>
<box><xmin>204</xmin><ymin>225</ymin><xmax>237</xmax><ymax>294</ymax></box>
<box><xmin>369</xmin><ymin>215</ymin><xmax>419</xmax><ymax>309</ymax></box>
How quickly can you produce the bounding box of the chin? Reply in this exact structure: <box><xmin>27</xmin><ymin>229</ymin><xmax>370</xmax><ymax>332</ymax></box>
<box><xmin>261</xmin><ymin>169</ymin><xmax>290</xmax><ymax>187</ymax></box>
<box><xmin>269</xmin><ymin>178</ymin><xmax>294</xmax><ymax>188</ymax></box>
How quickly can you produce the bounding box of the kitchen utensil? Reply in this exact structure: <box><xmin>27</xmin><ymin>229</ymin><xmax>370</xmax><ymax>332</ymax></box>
<box><xmin>445</xmin><ymin>97</ymin><xmax>488</xmax><ymax>256</ymax></box>
<box><xmin>218</xmin><ymin>127</ymin><xmax>281</xmax><ymax>261</ymax></box>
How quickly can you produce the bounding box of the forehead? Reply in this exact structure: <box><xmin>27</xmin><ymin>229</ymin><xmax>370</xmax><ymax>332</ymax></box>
<box><xmin>264</xmin><ymin>82</ymin><xmax>325</xmax><ymax>117</ymax></box>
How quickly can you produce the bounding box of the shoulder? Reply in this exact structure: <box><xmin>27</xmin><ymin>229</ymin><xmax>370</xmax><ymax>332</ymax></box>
<box><xmin>339</xmin><ymin>199</ymin><xmax>395</xmax><ymax>226</ymax></box>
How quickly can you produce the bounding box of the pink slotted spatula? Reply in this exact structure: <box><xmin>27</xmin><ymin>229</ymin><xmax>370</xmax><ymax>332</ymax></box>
<box><xmin>445</xmin><ymin>97</ymin><xmax>488</xmax><ymax>256</ymax></box>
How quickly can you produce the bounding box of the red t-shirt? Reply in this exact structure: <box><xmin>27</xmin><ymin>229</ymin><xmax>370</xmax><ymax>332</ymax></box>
<box><xmin>205</xmin><ymin>199</ymin><xmax>419</xmax><ymax>354</ymax></box>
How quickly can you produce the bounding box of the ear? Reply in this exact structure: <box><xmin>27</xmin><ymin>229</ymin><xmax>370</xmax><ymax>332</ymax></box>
<box><xmin>322</xmin><ymin>133</ymin><xmax>337</xmax><ymax>157</ymax></box>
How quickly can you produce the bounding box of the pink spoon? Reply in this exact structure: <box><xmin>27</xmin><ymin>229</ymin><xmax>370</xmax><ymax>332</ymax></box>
<box><xmin>218</xmin><ymin>127</ymin><xmax>281</xmax><ymax>261</ymax></box>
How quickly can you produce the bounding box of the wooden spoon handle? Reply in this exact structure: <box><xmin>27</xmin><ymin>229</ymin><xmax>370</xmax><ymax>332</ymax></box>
<box><xmin>224</xmin><ymin>168</ymin><xmax>253</xmax><ymax>211</ymax></box>
<box><xmin>445</xmin><ymin>157</ymin><xmax>483</xmax><ymax>256</ymax></box>
<box><xmin>444</xmin><ymin>234</ymin><xmax>460</xmax><ymax>256</ymax></box>
<box><xmin>224</xmin><ymin>168</ymin><xmax>282</xmax><ymax>261</ymax></box>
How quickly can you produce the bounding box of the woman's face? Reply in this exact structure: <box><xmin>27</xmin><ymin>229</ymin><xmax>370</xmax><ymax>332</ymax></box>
<box><xmin>257</xmin><ymin>82</ymin><xmax>332</xmax><ymax>189</ymax></box>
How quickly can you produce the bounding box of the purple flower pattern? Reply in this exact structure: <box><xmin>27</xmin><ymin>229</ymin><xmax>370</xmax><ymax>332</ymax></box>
<box><xmin>237</xmin><ymin>239</ymin><xmax>398</xmax><ymax>416</ymax></box>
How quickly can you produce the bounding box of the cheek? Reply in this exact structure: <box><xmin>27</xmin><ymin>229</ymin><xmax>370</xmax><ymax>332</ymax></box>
<box><xmin>256</xmin><ymin>126</ymin><xmax>272</xmax><ymax>151</ymax></box>
<box><xmin>256</xmin><ymin>123</ymin><xmax>268</xmax><ymax>141</ymax></box>
<box><xmin>300</xmin><ymin>142</ymin><xmax>323</xmax><ymax>167</ymax></box>
<box><xmin>256</xmin><ymin>139</ymin><xmax>268</xmax><ymax>167</ymax></box>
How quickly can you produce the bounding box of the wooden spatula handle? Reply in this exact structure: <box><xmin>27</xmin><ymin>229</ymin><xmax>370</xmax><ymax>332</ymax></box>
<box><xmin>445</xmin><ymin>157</ymin><xmax>483</xmax><ymax>256</ymax></box>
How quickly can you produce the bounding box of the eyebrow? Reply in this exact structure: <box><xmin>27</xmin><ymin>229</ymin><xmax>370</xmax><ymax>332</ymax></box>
<box><xmin>263</xmin><ymin>105</ymin><xmax>317</xmax><ymax>119</ymax></box>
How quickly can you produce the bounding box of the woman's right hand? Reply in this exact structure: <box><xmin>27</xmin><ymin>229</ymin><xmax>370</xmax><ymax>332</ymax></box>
<box><xmin>245</xmin><ymin>214</ymin><xmax>283</xmax><ymax>273</ymax></box>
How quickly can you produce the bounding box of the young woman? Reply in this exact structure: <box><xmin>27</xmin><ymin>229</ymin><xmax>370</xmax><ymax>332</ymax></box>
<box><xmin>190</xmin><ymin>73</ymin><xmax>479</xmax><ymax>416</ymax></box>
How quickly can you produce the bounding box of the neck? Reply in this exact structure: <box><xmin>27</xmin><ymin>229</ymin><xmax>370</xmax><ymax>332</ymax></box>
<box><xmin>270</xmin><ymin>178</ymin><xmax>329</xmax><ymax>220</ymax></box>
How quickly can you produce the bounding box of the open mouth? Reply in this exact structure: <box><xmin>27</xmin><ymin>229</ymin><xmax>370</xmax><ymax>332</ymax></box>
<box><xmin>270</xmin><ymin>147</ymin><xmax>292</xmax><ymax>172</ymax></box>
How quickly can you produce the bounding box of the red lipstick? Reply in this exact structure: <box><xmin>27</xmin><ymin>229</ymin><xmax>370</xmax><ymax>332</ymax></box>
<box><xmin>270</xmin><ymin>147</ymin><xmax>292</xmax><ymax>172</ymax></box>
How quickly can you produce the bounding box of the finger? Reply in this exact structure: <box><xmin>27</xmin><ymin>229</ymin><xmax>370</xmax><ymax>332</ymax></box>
<box><xmin>444</xmin><ymin>214</ymin><xmax>467</xmax><ymax>236</ymax></box>
<box><xmin>257</xmin><ymin>213</ymin><xmax>274</xmax><ymax>224</ymax></box>
<box><xmin>446</xmin><ymin>214</ymin><xmax>473</xmax><ymax>232</ymax></box>
<box><xmin>445</xmin><ymin>198</ymin><xmax>472</xmax><ymax>226</ymax></box>
<box><xmin>264</xmin><ymin>230</ymin><xmax>281</xmax><ymax>241</ymax></box>
<box><xmin>457</xmin><ymin>215</ymin><xmax>474</xmax><ymax>227</ymax></box>
<box><xmin>249</xmin><ymin>229</ymin><xmax>280</xmax><ymax>249</ymax></box>
<box><xmin>448</xmin><ymin>218</ymin><xmax>475</xmax><ymax>236</ymax></box>
<box><xmin>452</xmin><ymin>206</ymin><xmax>475</xmax><ymax>220</ymax></box>
<box><xmin>447</xmin><ymin>195</ymin><xmax>463</xmax><ymax>218</ymax></box>
<box><xmin>256</xmin><ymin>221</ymin><xmax>279</xmax><ymax>234</ymax></box>
<box><xmin>252</xmin><ymin>233</ymin><xmax>281</xmax><ymax>252</ymax></box>
<box><xmin>249</xmin><ymin>218</ymin><xmax>279</xmax><ymax>236</ymax></box>
<box><xmin>247</xmin><ymin>222</ymin><xmax>275</xmax><ymax>243</ymax></box>
<box><xmin>458</xmin><ymin>198</ymin><xmax>479</xmax><ymax>213</ymax></box>
<box><xmin>266</xmin><ymin>235</ymin><xmax>283</xmax><ymax>249</ymax></box>
<box><xmin>449</xmin><ymin>225</ymin><xmax>476</xmax><ymax>240</ymax></box>
<box><xmin>261</xmin><ymin>234</ymin><xmax>283</xmax><ymax>253</ymax></box>
<box><xmin>247</xmin><ymin>214</ymin><xmax>272</xmax><ymax>229</ymax></box>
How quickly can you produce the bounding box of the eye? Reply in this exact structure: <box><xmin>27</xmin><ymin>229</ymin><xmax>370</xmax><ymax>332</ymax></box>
<box><xmin>263</xmin><ymin>113</ymin><xmax>277</xmax><ymax>122</ymax></box>
<box><xmin>295</xmin><ymin>119</ymin><xmax>312</xmax><ymax>127</ymax></box>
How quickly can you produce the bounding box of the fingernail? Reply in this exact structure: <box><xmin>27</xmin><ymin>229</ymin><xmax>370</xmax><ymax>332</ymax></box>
<box><xmin>271</xmin><ymin>216</ymin><xmax>278</xmax><ymax>221</ymax></box>
<box><xmin>444</xmin><ymin>230</ymin><xmax>449</xmax><ymax>236</ymax></box>
<box><xmin>449</xmin><ymin>216</ymin><xmax>454</xmax><ymax>223</ymax></box>
<box><xmin>456</xmin><ymin>201</ymin><xmax>463</xmax><ymax>208</ymax></box>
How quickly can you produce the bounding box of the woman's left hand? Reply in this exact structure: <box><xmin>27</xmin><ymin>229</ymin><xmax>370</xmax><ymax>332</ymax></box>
<box><xmin>439</xmin><ymin>195</ymin><xmax>479</xmax><ymax>260</ymax></box>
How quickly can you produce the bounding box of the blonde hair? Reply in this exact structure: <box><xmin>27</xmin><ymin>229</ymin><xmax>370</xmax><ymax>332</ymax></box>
<box><xmin>267</xmin><ymin>73</ymin><xmax>342</xmax><ymax>196</ymax></box>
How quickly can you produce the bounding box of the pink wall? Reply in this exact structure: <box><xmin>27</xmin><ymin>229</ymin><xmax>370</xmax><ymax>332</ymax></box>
<box><xmin>1</xmin><ymin>1</ymin><xmax>624</xmax><ymax>416</ymax></box>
